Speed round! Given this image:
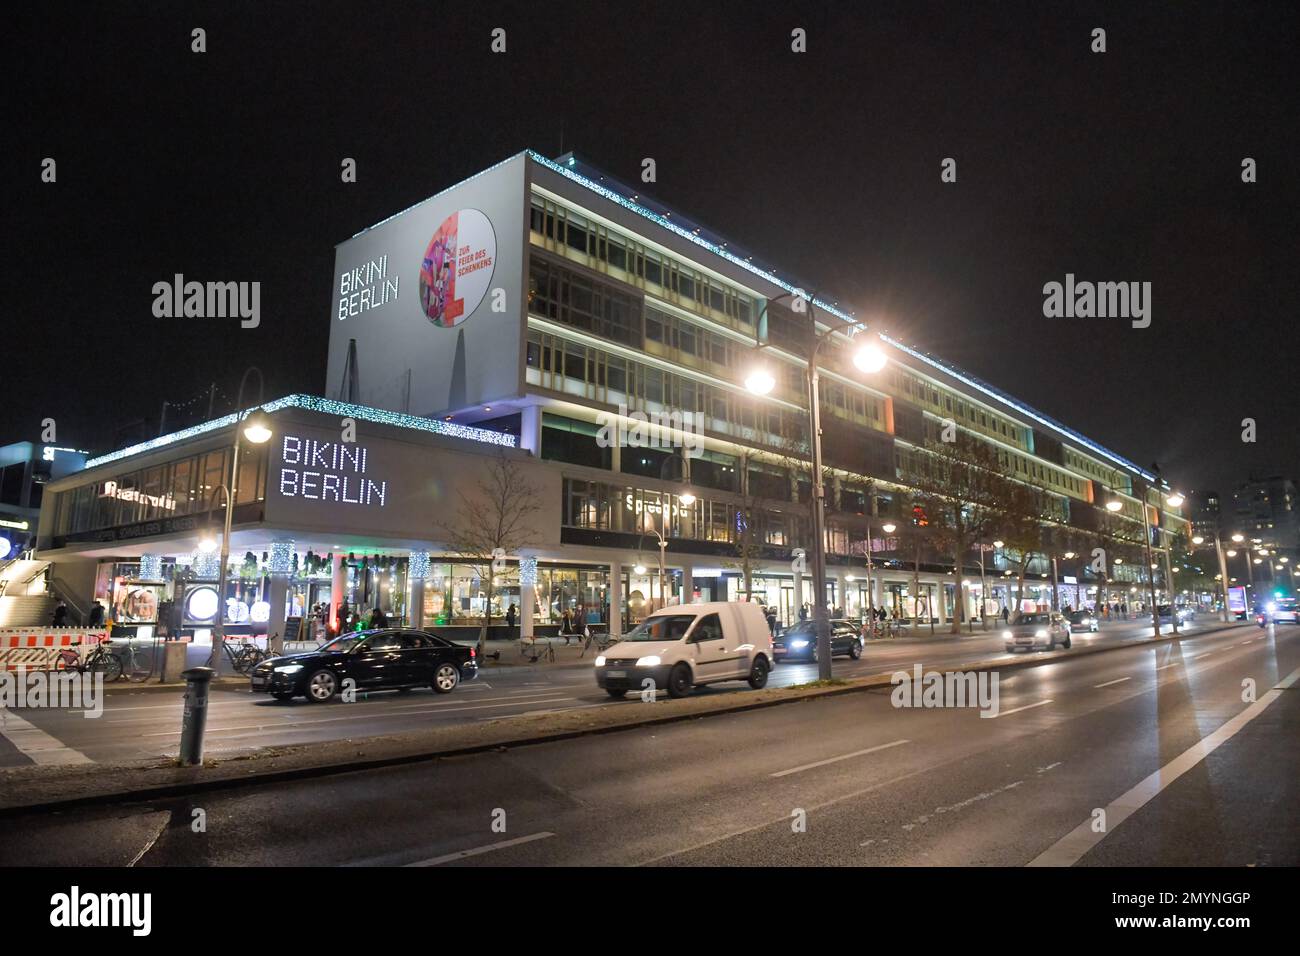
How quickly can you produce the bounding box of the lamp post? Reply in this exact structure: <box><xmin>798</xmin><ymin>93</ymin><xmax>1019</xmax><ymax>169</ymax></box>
<box><xmin>1105</xmin><ymin>469</ymin><xmax>1161</xmax><ymax>637</ymax></box>
<box><xmin>1192</xmin><ymin>532</ymin><xmax>1232</xmax><ymax>623</ymax></box>
<box><xmin>745</xmin><ymin>291</ymin><xmax>887</xmax><ymax>680</ymax></box>
<box><xmin>636</xmin><ymin>452</ymin><xmax>695</xmax><ymax>609</ymax></box>
<box><xmin>203</xmin><ymin>369</ymin><xmax>273</xmax><ymax>672</ymax></box>
<box><xmin>864</xmin><ymin>517</ymin><xmax>896</xmax><ymax>636</ymax></box>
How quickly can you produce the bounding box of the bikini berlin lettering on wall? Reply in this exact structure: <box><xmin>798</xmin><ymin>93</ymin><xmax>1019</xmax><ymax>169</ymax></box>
<box><xmin>277</xmin><ymin>435</ymin><xmax>387</xmax><ymax>507</ymax></box>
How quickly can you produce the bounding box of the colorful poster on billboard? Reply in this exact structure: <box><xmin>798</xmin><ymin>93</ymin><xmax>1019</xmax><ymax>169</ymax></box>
<box><xmin>418</xmin><ymin>209</ymin><xmax>496</xmax><ymax>327</ymax></box>
<box><xmin>1227</xmin><ymin>585</ymin><xmax>1247</xmax><ymax>615</ymax></box>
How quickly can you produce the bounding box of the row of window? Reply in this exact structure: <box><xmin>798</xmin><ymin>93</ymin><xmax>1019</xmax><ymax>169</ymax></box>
<box><xmin>48</xmin><ymin>445</ymin><xmax>268</xmax><ymax>537</ymax></box>
<box><xmin>531</xmin><ymin>197</ymin><xmax>756</xmax><ymax>329</ymax></box>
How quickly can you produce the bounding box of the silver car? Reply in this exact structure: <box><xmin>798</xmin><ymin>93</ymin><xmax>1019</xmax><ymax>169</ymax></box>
<box><xmin>1003</xmin><ymin>611</ymin><xmax>1072</xmax><ymax>652</ymax></box>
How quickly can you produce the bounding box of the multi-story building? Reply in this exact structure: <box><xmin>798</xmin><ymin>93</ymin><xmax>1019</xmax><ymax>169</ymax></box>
<box><xmin>1188</xmin><ymin>490</ymin><xmax>1222</xmax><ymax>543</ymax></box>
<box><xmin>1232</xmin><ymin>476</ymin><xmax>1300</xmax><ymax>551</ymax></box>
<box><xmin>33</xmin><ymin>151</ymin><xmax>1190</xmax><ymax>646</ymax></box>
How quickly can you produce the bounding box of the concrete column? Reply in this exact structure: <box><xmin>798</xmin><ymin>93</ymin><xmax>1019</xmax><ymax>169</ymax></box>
<box><xmin>410</xmin><ymin>579</ymin><xmax>425</xmax><ymax>628</ymax></box>
<box><xmin>793</xmin><ymin>570</ymin><xmax>804</xmax><ymax>620</ymax></box>
<box><xmin>681</xmin><ymin>565</ymin><xmax>694</xmax><ymax>604</ymax></box>
<box><xmin>331</xmin><ymin>552</ymin><xmax>346</xmax><ymax>631</ymax></box>
<box><xmin>520</xmin><ymin>580</ymin><xmax>535</xmax><ymax>638</ymax></box>
<box><xmin>520</xmin><ymin>404</ymin><xmax>543</xmax><ymax>456</ymax></box>
<box><xmin>610</xmin><ymin>440</ymin><xmax>621</xmax><ymax>473</ymax></box>
<box><xmin>267</xmin><ymin>572</ymin><xmax>289</xmax><ymax>653</ymax></box>
<box><xmin>609</xmin><ymin>561</ymin><xmax>622</xmax><ymax>638</ymax></box>
<box><xmin>937</xmin><ymin>581</ymin><xmax>948</xmax><ymax>624</ymax></box>
<box><xmin>519</xmin><ymin>556</ymin><xmax>537</xmax><ymax>639</ymax></box>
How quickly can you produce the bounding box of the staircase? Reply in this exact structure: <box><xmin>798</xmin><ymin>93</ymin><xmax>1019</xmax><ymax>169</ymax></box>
<box><xmin>0</xmin><ymin>559</ymin><xmax>58</xmax><ymax>627</ymax></box>
<box><xmin>0</xmin><ymin>595</ymin><xmax>58</xmax><ymax>628</ymax></box>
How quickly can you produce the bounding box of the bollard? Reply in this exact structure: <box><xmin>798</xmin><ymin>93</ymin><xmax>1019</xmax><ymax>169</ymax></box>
<box><xmin>178</xmin><ymin>666</ymin><xmax>215</xmax><ymax>766</ymax></box>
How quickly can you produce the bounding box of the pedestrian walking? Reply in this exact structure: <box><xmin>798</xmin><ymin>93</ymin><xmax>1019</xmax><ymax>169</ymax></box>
<box><xmin>561</xmin><ymin>608</ymin><xmax>573</xmax><ymax>644</ymax></box>
<box><xmin>1001</xmin><ymin>605</ymin><xmax>1010</xmax><ymax>624</ymax></box>
<box><xmin>506</xmin><ymin>603</ymin><xmax>518</xmax><ymax>629</ymax></box>
<box><xmin>52</xmin><ymin>601</ymin><xmax>68</xmax><ymax>627</ymax></box>
<box><xmin>87</xmin><ymin>600</ymin><xmax>105</xmax><ymax>627</ymax></box>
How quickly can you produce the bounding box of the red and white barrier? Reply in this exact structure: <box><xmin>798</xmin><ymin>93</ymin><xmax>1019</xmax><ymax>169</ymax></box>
<box><xmin>0</xmin><ymin>628</ymin><xmax>109</xmax><ymax>671</ymax></box>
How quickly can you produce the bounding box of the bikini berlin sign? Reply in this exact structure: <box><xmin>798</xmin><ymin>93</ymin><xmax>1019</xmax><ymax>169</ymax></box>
<box><xmin>277</xmin><ymin>435</ymin><xmax>388</xmax><ymax>507</ymax></box>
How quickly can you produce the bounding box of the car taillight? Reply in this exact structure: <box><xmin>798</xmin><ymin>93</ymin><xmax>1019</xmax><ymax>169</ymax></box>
<box><xmin>470</xmin><ymin>648</ymin><xmax>476</xmax><ymax>658</ymax></box>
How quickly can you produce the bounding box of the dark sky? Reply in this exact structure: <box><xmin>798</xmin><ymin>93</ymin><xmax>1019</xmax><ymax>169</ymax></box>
<box><xmin>8</xmin><ymin>1</ymin><xmax>1298</xmax><ymax>497</ymax></box>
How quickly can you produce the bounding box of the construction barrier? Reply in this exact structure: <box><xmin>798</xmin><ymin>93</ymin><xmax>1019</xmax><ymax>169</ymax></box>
<box><xmin>0</xmin><ymin>628</ymin><xmax>110</xmax><ymax>672</ymax></box>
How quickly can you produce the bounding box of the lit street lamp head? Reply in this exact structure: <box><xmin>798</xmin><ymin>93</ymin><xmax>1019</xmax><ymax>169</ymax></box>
<box><xmin>852</xmin><ymin>340</ymin><xmax>888</xmax><ymax>374</ymax></box>
<box><xmin>1105</xmin><ymin>499</ymin><xmax>1123</xmax><ymax>512</ymax></box>
<box><xmin>678</xmin><ymin>491</ymin><xmax>696</xmax><ymax>506</ymax></box>
<box><xmin>243</xmin><ymin>411</ymin><xmax>273</xmax><ymax>444</ymax></box>
<box><xmin>744</xmin><ymin>366</ymin><xmax>776</xmax><ymax>396</ymax></box>
<box><xmin>882</xmin><ymin>522</ymin><xmax>897</xmax><ymax>534</ymax></box>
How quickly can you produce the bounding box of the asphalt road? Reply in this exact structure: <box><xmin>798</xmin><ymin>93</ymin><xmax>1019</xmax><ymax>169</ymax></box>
<box><xmin>0</xmin><ymin>619</ymin><xmax>1294</xmax><ymax>866</ymax></box>
<box><xmin>1</xmin><ymin>617</ymin><xmax>1241</xmax><ymax>766</ymax></box>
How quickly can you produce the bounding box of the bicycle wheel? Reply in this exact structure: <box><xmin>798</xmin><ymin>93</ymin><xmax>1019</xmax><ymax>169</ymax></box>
<box><xmin>90</xmin><ymin>650</ymin><xmax>123</xmax><ymax>682</ymax></box>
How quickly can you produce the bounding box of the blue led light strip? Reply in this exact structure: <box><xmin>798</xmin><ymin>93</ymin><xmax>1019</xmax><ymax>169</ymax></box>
<box><xmin>85</xmin><ymin>394</ymin><xmax>516</xmax><ymax>469</ymax></box>
<box><xmin>527</xmin><ymin>151</ymin><xmax>856</xmax><ymax>325</ymax></box>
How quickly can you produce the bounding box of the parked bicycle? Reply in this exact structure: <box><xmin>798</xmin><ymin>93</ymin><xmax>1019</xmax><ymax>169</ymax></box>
<box><xmin>519</xmin><ymin>637</ymin><xmax>556</xmax><ymax>664</ymax></box>
<box><xmin>223</xmin><ymin>639</ymin><xmax>268</xmax><ymax>675</ymax></box>
<box><xmin>578</xmin><ymin>625</ymin><xmax>614</xmax><ymax>659</ymax></box>
<box><xmin>57</xmin><ymin>642</ymin><xmax>123</xmax><ymax>682</ymax></box>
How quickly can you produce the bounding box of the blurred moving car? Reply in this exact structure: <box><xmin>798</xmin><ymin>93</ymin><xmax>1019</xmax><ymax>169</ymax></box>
<box><xmin>773</xmin><ymin>619</ymin><xmax>863</xmax><ymax>662</ymax></box>
<box><xmin>1067</xmin><ymin>610</ymin><xmax>1099</xmax><ymax>632</ymax></box>
<box><xmin>1262</xmin><ymin>597</ymin><xmax>1298</xmax><ymax>625</ymax></box>
<box><xmin>1002</xmin><ymin>611</ymin><xmax>1072</xmax><ymax>652</ymax></box>
<box><xmin>1157</xmin><ymin>604</ymin><xmax>1197</xmax><ymax>624</ymax></box>
<box><xmin>250</xmin><ymin>629</ymin><xmax>477</xmax><ymax>702</ymax></box>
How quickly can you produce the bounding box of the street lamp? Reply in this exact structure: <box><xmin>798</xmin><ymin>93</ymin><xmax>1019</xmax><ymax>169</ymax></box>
<box><xmin>863</xmin><ymin>511</ymin><xmax>897</xmax><ymax>637</ymax></box>
<box><xmin>636</xmin><ymin>452</ymin><xmax>695</xmax><ymax>610</ymax></box>
<box><xmin>744</xmin><ymin>291</ymin><xmax>887</xmax><ymax>680</ymax></box>
<box><xmin>206</xmin><ymin>368</ymin><xmax>273</xmax><ymax>671</ymax></box>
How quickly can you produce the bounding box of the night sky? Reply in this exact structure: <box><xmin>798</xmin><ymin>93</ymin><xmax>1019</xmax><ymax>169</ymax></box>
<box><xmin>8</xmin><ymin>1</ymin><xmax>1298</xmax><ymax>498</ymax></box>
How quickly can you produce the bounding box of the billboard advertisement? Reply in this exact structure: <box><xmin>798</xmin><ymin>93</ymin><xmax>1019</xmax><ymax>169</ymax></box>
<box><xmin>326</xmin><ymin>153</ymin><xmax>527</xmax><ymax>417</ymax></box>
<box><xmin>1227</xmin><ymin>585</ymin><xmax>1247</xmax><ymax>615</ymax></box>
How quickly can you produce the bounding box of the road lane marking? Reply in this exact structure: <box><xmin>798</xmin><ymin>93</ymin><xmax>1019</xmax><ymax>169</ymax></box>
<box><xmin>1093</xmin><ymin>677</ymin><xmax>1131</xmax><ymax>688</ymax></box>
<box><xmin>989</xmin><ymin>699</ymin><xmax>1052</xmax><ymax>718</ymax></box>
<box><xmin>0</xmin><ymin>709</ymin><xmax>93</xmax><ymax>765</ymax></box>
<box><xmin>770</xmin><ymin>739</ymin><xmax>910</xmax><ymax>778</ymax></box>
<box><xmin>406</xmin><ymin>831</ymin><xmax>555</xmax><ymax>866</ymax></box>
<box><xmin>1028</xmin><ymin>664</ymin><xmax>1300</xmax><ymax>867</ymax></box>
<box><xmin>1155</xmin><ymin>661</ymin><xmax>1181</xmax><ymax>670</ymax></box>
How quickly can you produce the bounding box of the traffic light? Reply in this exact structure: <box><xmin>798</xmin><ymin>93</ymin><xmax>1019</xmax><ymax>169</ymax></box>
<box><xmin>912</xmin><ymin>505</ymin><xmax>929</xmax><ymax>527</ymax></box>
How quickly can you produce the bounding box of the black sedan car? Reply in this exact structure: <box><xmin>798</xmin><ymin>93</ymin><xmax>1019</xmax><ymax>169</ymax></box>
<box><xmin>1067</xmin><ymin>610</ymin><xmax>1099</xmax><ymax>632</ymax></box>
<box><xmin>249</xmin><ymin>629</ymin><xmax>477</xmax><ymax>702</ymax></box>
<box><xmin>774</xmin><ymin>620</ymin><xmax>863</xmax><ymax>662</ymax></box>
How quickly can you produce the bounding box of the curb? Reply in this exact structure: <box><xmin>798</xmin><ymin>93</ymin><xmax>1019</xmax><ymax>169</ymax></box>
<box><xmin>0</xmin><ymin>620</ymin><xmax>1250</xmax><ymax>817</ymax></box>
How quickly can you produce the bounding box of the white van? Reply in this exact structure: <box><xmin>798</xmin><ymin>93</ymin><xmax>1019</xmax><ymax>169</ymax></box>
<box><xmin>594</xmin><ymin>601</ymin><xmax>774</xmax><ymax>699</ymax></box>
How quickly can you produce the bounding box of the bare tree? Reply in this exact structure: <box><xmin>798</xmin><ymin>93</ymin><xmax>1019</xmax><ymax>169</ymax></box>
<box><xmin>903</xmin><ymin>434</ymin><xmax>1011</xmax><ymax>634</ymax></box>
<box><xmin>995</xmin><ymin>481</ymin><xmax>1054</xmax><ymax>611</ymax></box>
<box><xmin>435</xmin><ymin>451</ymin><xmax>544</xmax><ymax>654</ymax></box>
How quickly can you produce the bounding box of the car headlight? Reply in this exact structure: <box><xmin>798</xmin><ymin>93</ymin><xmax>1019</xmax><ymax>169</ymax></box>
<box><xmin>791</xmin><ymin>639</ymin><xmax>810</xmax><ymax>648</ymax></box>
<box><xmin>635</xmin><ymin>655</ymin><xmax>661</xmax><ymax>666</ymax></box>
<box><xmin>1034</xmin><ymin>629</ymin><xmax>1048</xmax><ymax>639</ymax></box>
<box><xmin>594</xmin><ymin>655</ymin><xmax>606</xmax><ymax>667</ymax></box>
<box><xmin>273</xmin><ymin>663</ymin><xmax>304</xmax><ymax>674</ymax></box>
<box><xmin>1002</xmin><ymin>630</ymin><xmax>1012</xmax><ymax>640</ymax></box>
